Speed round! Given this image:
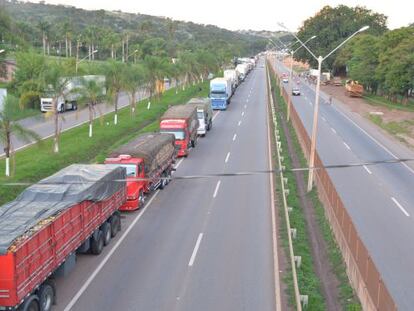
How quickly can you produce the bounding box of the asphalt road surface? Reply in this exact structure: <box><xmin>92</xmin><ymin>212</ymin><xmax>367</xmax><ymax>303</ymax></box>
<box><xmin>52</xmin><ymin>59</ymin><xmax>279</xmax><ymax>311</ymax></box>
<box><xmin>273</xmin><ymin>58</ymin><xmax>414</xmax><ymax>310</ymax></box>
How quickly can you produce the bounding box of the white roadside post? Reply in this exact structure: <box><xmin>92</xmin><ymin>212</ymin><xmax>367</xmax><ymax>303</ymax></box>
<box><xmin>278</xmin><ymin>23</ymin><xmax>369</xmax><ymax>192</ymax></box>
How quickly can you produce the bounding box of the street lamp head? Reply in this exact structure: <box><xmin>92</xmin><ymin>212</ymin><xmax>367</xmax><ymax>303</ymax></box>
<box><xmin>0</xmin><ymin>49</ymin><xmax>5</xmax><ymax>54</ymax></box>
<box><xmin>358</xmin><ymin>25</ymin><xmax>370</xmax><ymax>33</ymax></box>
<box><xmin>310</xmin><ymin>35</ymin><xmax>317</xmax><ymax>40</ymax></box>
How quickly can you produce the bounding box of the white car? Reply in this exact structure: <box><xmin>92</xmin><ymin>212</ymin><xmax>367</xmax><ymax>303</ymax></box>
<box><xmin>292</xmin><ymin>87</ymin><xmax>301</xmax><ymax>96</ymax></box>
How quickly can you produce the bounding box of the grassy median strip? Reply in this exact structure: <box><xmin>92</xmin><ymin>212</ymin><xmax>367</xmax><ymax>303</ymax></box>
<box><xmin>269</xmin><ymin>66</ymin><xmax>361</xmax><ymax>310</ymax></box>
<box><xmin>269</xmin><ymin>72</ymin><xmax>325</xmax><ymax>309</ymax></box>
<box><xmin>0</xmin><ymin>83</ymin><xmax>209</xmax><ymax>205</ymax></box>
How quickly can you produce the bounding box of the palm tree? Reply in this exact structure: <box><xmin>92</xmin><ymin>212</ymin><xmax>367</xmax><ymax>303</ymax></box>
<box><xmin>0</xmin><ymin>95</ymin><xmax>41</xmax><ymax>176</ymax></box>
<box><xmin>124</xmin><ymin>64</ymin><xmax>147</xmax><ymax>115</ymax></box>
<box><xmin>38</xmin><ymin>21</ymin><xmax>50</xmax><ymax>55</ymax></box>
<box><xmin>43</xmin><ymin>61</ymin><xmax>74</xmax><ymax>153</ymax></box>
<box><xmin>75</xmin><ymin>77</ymin><xmax>106</xmax><ymax>137</ymax></box>
<box><xmin>143</xmin><ymin>56</ymin><xmax>169</xmax><ymax>102</ymax></box>
<box><xmin>103</xmin><ymin>60</ymin><xmax>126</xmax><ymax>125</ymax></box>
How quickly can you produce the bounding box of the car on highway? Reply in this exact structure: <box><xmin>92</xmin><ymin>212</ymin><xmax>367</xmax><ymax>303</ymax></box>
<box><xmin>292</xmin><ymin>87</ymin><xmax>300</xmax><ymax>96</ymax></box>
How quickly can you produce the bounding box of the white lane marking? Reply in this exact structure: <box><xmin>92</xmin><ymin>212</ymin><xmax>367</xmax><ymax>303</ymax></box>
<box><xmin>322</xmin><ymin>117</ymin><xmax>327</xmax><ymax>122</ymax></box>
<box><xmin>241</xmin><ymin>111</ymin><xmax>245</xmax><ymax>117</ymax></box>
<box><xmin>233</xmin><ymin>134</ymin><xmax>237</xmax><ymax>141</ymax></box>
<box><xmin>246</xmin><ymin>99</ymin><xmax>249</xmax><ymax>103</ymax></box>
<box><xmin>244</xmin><ymin>104</ymin><xmax>247</xmax><ymax>109</ymax></box>
<box><xmin>238</xmin><ymin>120</ymin><xmax>242</xmax><ymax>126</ymax></box>
<box><xmin>63</xmin><ymin>191</ymin><xmax>160</xmax><ymax>311</ymax></box>
<box><xmin>213</xmin><ymin>180</ymin><xmax>221</xmax><ymax>198</ymax></box>
<box><xmin>331</xmin><ymin>127</ymin><xmax>337</xmax><ymax>134</ymax></box>
<box><xmin>332</xmin><ymin>106</ymin><xmax>414</xmax><ymax>175</ymax></box>
<box><xmin>391</xmin><ymin>197</ymin><xmax>410</xmax><ymax>217</ymax></box>
<box><xmin>188</xmin><ymin>233</ymin><xmax>204</xmax><ymax>266</ymax></box>
<box><xmin>212</xmin><ymin>111</ymin><xmax>221</xmax><ymax>121</ymax></box>
<box><xmin>225</xmin><ymin>152</ymin><xmax>230</xmax><ymax>163</ymax></box>
<box><xmin>363</xmin><ymin>165</ymin><xmax>372</xmax><ymax>174</ymax></box>
<box><xmin>174</xmin><ymin>158</ymin><xmax>184</xmax><ymax>170</ymax></box>
<box><xmin>343</xmin><ymin>142</ymin><xmax>351</xmax><ymax>150</ymax></box>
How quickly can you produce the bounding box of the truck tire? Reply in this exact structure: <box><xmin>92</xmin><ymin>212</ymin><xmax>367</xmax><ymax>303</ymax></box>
<box><xmin>18</xmin><ymin>295</ymin><xmax>39</xmax><ymax>311</ymax></box>
<box><xmin>38</xmin><ymin>282</ymin><xmax>55</xmax><ymax>311</ymax></box>
<box><xmin>138</xmin><ymin>191</ymin><xmax>145</xmax><ymax>208</ymax></box>
<box><xmin>110</xmin><ymin>214</ymin><xmax>120</xmax><ymax>238</ymax></box>
<box><xmin>101</xmin><ymin>222</ymin><xmax>111</xmax><ymax>246</ymax></box>
<box><xmin>59</xmin><ymin>104</ymin><xmax>65</xmax><ymax>113</ymax></box>
<box><xmin>90</xmin><ymin>231</ymin><xmax>104</xmax><ymax>255</ymax></box>
<box><xmin>159</xmin><ymin>173</ymin><xmax>168</xmax><ymax>189</ymax></box>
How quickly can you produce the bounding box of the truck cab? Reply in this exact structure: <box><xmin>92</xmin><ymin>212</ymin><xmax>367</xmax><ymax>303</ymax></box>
<box><xmin>160</xmin><ymin>120</ymin><xmax>191</xmax><ymax>157</ymax></box>
<box><xmin>210</xmin><ymin>78</ymin><xmax>231</xmax><ymax>110</ymax></box>
<box><xmin>105</xmin><ymin>155</ymin><xmax>146</xmax><ymax>211</ymax></box>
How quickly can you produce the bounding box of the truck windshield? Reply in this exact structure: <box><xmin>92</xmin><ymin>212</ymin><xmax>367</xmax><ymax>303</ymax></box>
<box><xmin>106</xmin><ymin>164</ymin><xmax>137</xmax><ymax>177</ymax></box>
<box><xmin>160</xmin><ymin>129</ymin><xmax>185</xmax><ymax>140</ymax></box>
<box><xmin>210</xmin><ymin>92</ymin><xmax>226</xmax><ymax>99</ymax></box>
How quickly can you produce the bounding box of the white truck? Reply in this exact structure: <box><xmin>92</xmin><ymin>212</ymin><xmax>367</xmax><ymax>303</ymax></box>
<box><xmin>236</xmin><ymin>64</ymin><xmax>248</xmax><ymax>82</ymax></box>
<box><xmin>40</xmin><ymin>75</ymin><xmax>106</xmax><ymax>113</ymax></box>
<box><xmin>224</xmin><ymin>69</ymin><xmax>238</xmax><ymax>93</ymax></box>
<box><xmin>187</xmin><ymin>97</ymin><xmax>213</xmax><ymax>136</ymax></box>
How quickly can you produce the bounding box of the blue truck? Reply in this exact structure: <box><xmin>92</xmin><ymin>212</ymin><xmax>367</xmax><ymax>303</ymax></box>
<box><xmin>209</xmin><ymin>77</ymin><xmax>232</xmax><ymax>110</ymax></box>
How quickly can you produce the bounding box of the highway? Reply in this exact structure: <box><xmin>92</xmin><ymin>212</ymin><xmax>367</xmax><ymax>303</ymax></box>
<box><xmin>51</xmin><ymin>59</ymin><xmax>279</xmax><ymax>311</ymax></box>
<box><xmin>272</xmin><ymin>57</ymin><xmax>414</xmax><ymax>310</ymax></box>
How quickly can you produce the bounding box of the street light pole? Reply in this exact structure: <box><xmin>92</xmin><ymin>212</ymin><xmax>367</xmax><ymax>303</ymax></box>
<box><xmin>76</xmin><ymin>50</ymin><xmax>98</xmax><ymax>74</ymax></box>
<box><xmin>287</xmin><ymin>35</ymin><xmax>316</xmax><ymax>121</ymax></box>
<box><xmin>277</xmin><ymin>23</ymin><xmax>369</xmax><ymax>192</ymax></box>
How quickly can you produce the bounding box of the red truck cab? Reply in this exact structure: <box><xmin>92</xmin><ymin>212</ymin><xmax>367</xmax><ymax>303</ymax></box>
<box><xmin>159</xmin><ymin>119</ymin><xmax>191</xmax><ymax>157</ymax></box>
<box><xmin>105</xmin><ymin>155</ymin><xmax>146</xmax><ymax>211</ymax></box>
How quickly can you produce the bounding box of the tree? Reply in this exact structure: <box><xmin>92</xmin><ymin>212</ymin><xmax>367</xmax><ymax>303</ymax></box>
<box><xmin>295</xmin><ymin>5</ymin><xmax>387</xmax><ymax>72</ymax></box>
<box><xmin>143</xmin><ymin>56</ymin><xmax>169</xmax><ymax>101</ymax></box>
<box><xmin>102</xmin><ymin>60</ymin><xmax>126</xmax><ymax>124</ymax></box>
<box><xmin>75</xmin><ymin>77</ymin><xmax>106</xmax><ymax>137</ymax></box>
<box><xmin>38</xmin><ymin>20</ymin><xmax>51</xmax><ymax>55</ymax></box>
<box><xmin>0</xmin><ymin>95</ymin><xmax>41</xmax><ymax>176</ymax></box>
<box><xmin>123</xmin><ymin>64</ymin><xmax>147</xmax><ymax>115</ymax></box>
<box><xmin>344</xmin><ymin>35</ymin><xmax>380</xmax><ymax>93</ymax></box>
<box><xmin>43</xmin><ymin>61</ymin><xmax>74</xmax><ymax>153</ymax></box>
<box><xmin>141</xmin><ymin>38</ymin><xmax>167</xmax><ymax>58</ymax></box>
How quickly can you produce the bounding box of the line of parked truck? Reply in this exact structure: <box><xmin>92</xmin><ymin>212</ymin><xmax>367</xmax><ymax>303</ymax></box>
<box><xmin>209</xmin><ymin>57</ymin><xmax>256</xmax><ymax>110</ymax></box>
<box><xmin>0</xmin><ymin>56</ymin><xmax>257</xmax><ymax>311</ymax></box>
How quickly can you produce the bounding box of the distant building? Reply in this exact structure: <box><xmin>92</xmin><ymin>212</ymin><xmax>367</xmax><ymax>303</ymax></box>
<box><xmin>0</xmin><ymin>59</ymin><xmax>16</xmax><ymax>83</ymax></box>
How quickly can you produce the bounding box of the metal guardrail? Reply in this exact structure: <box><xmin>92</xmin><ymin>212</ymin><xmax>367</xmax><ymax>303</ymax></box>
<box><xmin>266</xmin><ymin>63</ymin><xmax>304</xmax><ymax>311</ymax></box>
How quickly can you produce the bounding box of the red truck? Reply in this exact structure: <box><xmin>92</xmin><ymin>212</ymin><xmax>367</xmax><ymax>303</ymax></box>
<box><xmin>0</xmin><ymin>164</ymin><xmax>126</xmax><ymax>311</ymax></box>
<box><xmin>104</xmin><ymin>133</ymin><xmax>176</xmax><ymax>211</ymax></box>
<box><xmin>160</xmin><ymin>105</ymin><xmax>199</xmax><ymax>157</ymax></box>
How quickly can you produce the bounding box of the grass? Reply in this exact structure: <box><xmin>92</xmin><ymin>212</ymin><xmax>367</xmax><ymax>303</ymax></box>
<box><xmin>269</xmin><ymin>68</ymin><xmax>326</xmax><ymax>309</ymax></box>
<box><xmin>364</xmin><ymin>94</ymin><xmax>414</xmax><ymax>112</ymax></box>
<box><xmin>369</xmin><ymin>114</ymin><xmax>413</xmax><ymax>137</ymax></box>
<box><xmin>268</xmin><ymin>62</ymin><xmax>361</xmax><ymax>310</ymax></box>
<box><xmin>0</xmin><ymin>82</ymin><xmax>209</xmax><ymax>205</ymax></box>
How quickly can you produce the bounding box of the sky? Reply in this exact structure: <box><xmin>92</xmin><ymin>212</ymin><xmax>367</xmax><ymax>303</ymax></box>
<box><xmin>31</xmin><ymin>0</ymin><xmax>413</xmax><ymax>31</ymax></box>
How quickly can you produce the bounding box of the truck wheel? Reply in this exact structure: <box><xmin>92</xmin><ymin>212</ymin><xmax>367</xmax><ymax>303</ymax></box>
<box><xmin>159</xmin><ymin>173</ymin><xmax>168</xmax><ymax>189</ymax></box>
<box><xmin>38</xmin><ymin>282</ymin><xmax>55</xmax><ymax>311</ymax></box>
<box><xmin>90</xmin><ymin>231</ymin><xmax>104</xmax><ymax>255</ymax></box>
<box><xmin>101</xmin><ymin>222</ymin><xmax>111</xmax><ymax>246</ymax></box>
<box><xmin>191</xmin><ymin>139</ymin><xmax>196</xmax><ymax>148</ymax></box>
<box><xmin>138</xmin><ymin>191</ymin><xmax>145</xmax><ymax>208</ymax></box>
<box><xmin>208</xmin><ymin>121</ymin><xmax>212</xmax><ymax>131</ymax></box>
<box><xmin>18</xmin><ymin>295</ymin><xmax>39</xmax><ymax>311</ymax></box>
<box><xmin>110</xmin><ymin>214</ymin><xmax>120</xmax><ymax>238</ymax></box>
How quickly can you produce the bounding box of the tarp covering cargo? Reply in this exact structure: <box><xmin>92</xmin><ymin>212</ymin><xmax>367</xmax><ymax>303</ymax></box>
<box><xmin>161</xmin><ymin>105</ymin><xmax>197</xmax><ymax>121</ymax></box>
<box><xmin>0</xmin><ymin>164</ymin><xmax>126</xmax><ymax>254</ymax></box>
<box><xmin>110</xmin><ymin>133</ymin><xmax>175</xmax><ymax>175</ymax></box>
<box><xmin>187</xmin><ymin>97</ymin><xmax>210</xmax><ymax>108</ymax></box>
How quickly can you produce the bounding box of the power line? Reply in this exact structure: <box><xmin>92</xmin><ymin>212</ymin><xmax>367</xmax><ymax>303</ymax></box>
<box><xmin>1</xmin><ymin>158</ymin><xmax>413</xmax><ymax>186</ymax></box>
